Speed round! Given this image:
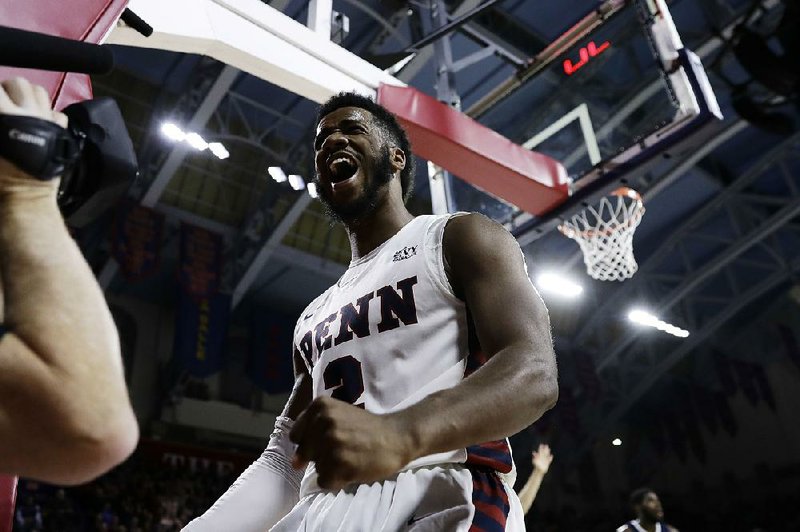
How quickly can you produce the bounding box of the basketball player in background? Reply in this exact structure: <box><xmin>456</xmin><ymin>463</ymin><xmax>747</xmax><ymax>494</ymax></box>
<box><xmin>617</xmin><ymin>488</ymin><xmax>680</xmax><ymax>532</ymax></box>
<box><xmin>0</xmin><ymin>77</ymin><xmax>139</xmax><ymax>484</ymax></box>
<box><xmin>519</xmin><ymin>443</ymin><xmax>554</xmax><ymax>515</ymax></box>
<box><xmin>185</xmin><ymin>92</ymin><xmax>558</xmax><ymax>531</ymax></box>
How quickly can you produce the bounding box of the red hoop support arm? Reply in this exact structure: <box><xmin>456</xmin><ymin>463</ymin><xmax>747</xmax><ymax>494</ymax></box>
<box><xmin>377</xmin><ymin>84</ymin><xmax>569</xmax><ymax>216</ymax></box>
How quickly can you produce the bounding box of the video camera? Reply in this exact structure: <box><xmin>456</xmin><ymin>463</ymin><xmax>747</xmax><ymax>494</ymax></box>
<box><xmin>0</xmin><ymin>25</ymin><xmax>139</xmax><ymax>225</ymax></box>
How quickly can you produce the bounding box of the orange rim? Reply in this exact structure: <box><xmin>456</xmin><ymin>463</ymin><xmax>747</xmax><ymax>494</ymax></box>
<box><xmin>558</xmin><ymin>187</ymin><xmax>644</xmax><ymax>239</ymax></box>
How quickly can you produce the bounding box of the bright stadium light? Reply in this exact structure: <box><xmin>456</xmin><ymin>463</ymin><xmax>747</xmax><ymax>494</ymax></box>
<box><xmin>185</xmin><ymin>132</ymin><xmax>208</xmax><ymax>151</ymax></box>
<box><xmin>536</xmin><ymin>272</ymin><xmax>584</xmax><ymax>298</ymax></box>
<box><xmin>612</xmin><ymin>438</ymin><xmax>622</xmax><ymax>446</ymax></box>
<box><xmin>288</xmin><ymin>174</ymin><xmax>305</xmax><ymax>191</ymax></box>
<box><xmin>161</xmin><ymin>122</ymin><xmax>185</xmax><ymax>141</ymax></box>
<box><xmin>268</xmin><ymin>166</ymin><xmax>287</xmax><ymax>182</ymax></box>
<box><xmin>627</xmin><ymin>309</ymin><xmax>689</xmax><ymax>338</ymax></box>
<box><xmin>307</xmin><ymin>182</ymin><xmax>318</xmax><ymax>198</ymax></box>
<box><xmin>207</xmin><ymin>142</ymin><xmax>229</xmax><ymax>160</ymax></box>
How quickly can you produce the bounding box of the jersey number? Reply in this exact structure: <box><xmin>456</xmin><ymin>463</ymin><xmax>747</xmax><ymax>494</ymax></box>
<box><xmin>322</xmin><ymin>355</ymin><xmax>365</xmax><ymax>408</ymax></box>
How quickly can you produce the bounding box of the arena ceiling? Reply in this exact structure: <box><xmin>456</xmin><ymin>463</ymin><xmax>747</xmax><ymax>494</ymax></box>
<box><xmin>84</xmin><ymin>0</ymin><xmax>799</xmax><ymax>474</ymax></box>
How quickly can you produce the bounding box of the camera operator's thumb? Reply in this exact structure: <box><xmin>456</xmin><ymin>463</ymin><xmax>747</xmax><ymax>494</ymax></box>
<box><xmin>0</xmin><ymin>77</ymin><xmax>68</xmax><ymax>192</ymax></box>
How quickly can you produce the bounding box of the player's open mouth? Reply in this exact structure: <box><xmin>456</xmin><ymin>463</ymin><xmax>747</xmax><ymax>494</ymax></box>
<box><xmin>327</xmin><ymin>152</ymin><xmax>360</xmax><ymax>189</ymax></box>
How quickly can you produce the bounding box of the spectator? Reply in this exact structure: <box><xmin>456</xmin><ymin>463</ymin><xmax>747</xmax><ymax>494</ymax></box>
<box><xmin>518</xmin><ymin>443</ymin><xmax>554</xmax><ymax>514</ymax></box>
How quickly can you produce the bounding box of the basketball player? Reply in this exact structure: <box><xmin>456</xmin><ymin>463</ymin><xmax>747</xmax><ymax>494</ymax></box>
<box><xmin>0</xmin><ymin>77</ymin><xmax>139</xmax><ymax>484</ymax></box>
<box><xmin>185</xmin><ymin>92</ymin><xmax>558</xmax><ymax>531</ymax></box>
<box><xmin>518</xmin><ymin>443</ymin><xmax>554</xmax><ymax>514</ymax></box>
<box><xmin>616</xmin><ymin>488</ymin><xmax>679</xmax><ymax>532</ymax></box>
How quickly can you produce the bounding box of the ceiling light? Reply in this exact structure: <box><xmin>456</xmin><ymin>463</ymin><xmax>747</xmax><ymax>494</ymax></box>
<box><xmin>307</xmin><ymin>182</ymin><xmax>318</xmax><ymax>199</ymax></box>
<box><xmin>288</xmin><ymin>174</ymin><xmax>305</xmax><ymax>191</ymax></box>
<box><xmin>536</xmin><ymin>272</ymin><xmax>583</xmax><ymax>298</ymax></box>
<box><xmin>627</xmin><ymin>309</ymin><xmax>689</xmax><ymax>338</ymax></box>
<box><xmin>161</xmin><ymin>122</ymin><xmax>185</xmax><ymax>141</ymax></box>
<box><xmin>207</xmin><ymin>142</ymin><xmax>229</xmax><ymax>160</ymax></box>
<box><xmin>268</xmin><ymin>166</ymin><xmax>287</xmax><ymax>183</ymax></box>
<box><xmin>612</xmin><ymin>438</ymin><xmax>622</xmax><ymax>446</ymax></box>
<box><xmin>185</xmin><ymin>132</ymin><xmax>208</xmax><ymax>151</ymax></box>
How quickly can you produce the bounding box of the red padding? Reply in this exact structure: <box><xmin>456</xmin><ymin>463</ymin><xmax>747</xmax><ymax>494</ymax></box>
<box><xmin>0</xmin><ymin>476</ymin><xmax>17</xmax><ymax>532</ymax></box>
<box><xmin>0</xmin><ymin>0</ymin><xmax>130</xmax><ymax>109</ymax></box>
<box><xmin>377</xmin><ymin>84</ymin><xmax>569</xmax><ymax>216</ymax></box>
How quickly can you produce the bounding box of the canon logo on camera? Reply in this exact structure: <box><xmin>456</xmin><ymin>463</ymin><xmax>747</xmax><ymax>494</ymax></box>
<box><xmin>9</xmin><ymin>128</ymin><xmax>46</xmax><ymax>147</ymax></box>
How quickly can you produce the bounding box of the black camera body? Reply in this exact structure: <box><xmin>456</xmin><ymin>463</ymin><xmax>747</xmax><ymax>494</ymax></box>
<box><xmin>0</xmin><ymin>97</ymin><xmax>138</xmax><ymax>226</ymax></box>
<box><xmin>59</xmin><ymin>97</ymin><xmax>139</xmax><ymax>225</ymax></box>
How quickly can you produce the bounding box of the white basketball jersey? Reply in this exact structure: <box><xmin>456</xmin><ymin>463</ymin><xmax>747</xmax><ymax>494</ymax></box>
<box><xmin>293</xmin><ymin>214</ymin><xmax>516</xmax><ymax>495</ymax></box>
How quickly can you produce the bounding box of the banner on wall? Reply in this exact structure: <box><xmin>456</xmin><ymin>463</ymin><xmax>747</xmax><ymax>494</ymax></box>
<box><xmin>111</xmin><ymin>199</ymin><xmax>164</xmax><ymax>280</ymax></box>
<box><xmin>248</xmin><ymin>311</ymin><xmax>295</xmax><ymax>394</ymax></box>
<box><xmin>173</xmin><ymin>291</ymin><xmax>231</xmax><ymax>378</ymax></box>
<box><xmin>179</xmin><ymin>224</ymin><xmax>223</xmax><ymax>298</ymax></box>
<box><xmin>174</xmin><ymin>223</ymin><xmax>230</xmax><ymax>377</ymax></box>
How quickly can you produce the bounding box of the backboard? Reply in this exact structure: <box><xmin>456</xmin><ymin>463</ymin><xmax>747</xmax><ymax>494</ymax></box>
<box><xmin>451</xmin><ymin>0</ymin><xmax>722</xmax><ymax>243</ymax></box>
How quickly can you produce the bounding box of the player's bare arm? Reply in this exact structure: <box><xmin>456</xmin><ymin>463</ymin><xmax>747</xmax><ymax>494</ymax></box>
<box><xmin>0</xmin><ymin>77</ymin><xmax>138</xmax><ymax>484</ymax></box>
<box><xmin>396</xmin><ymin>212</ymin><xmax>558</xmax><ymax>454</ymax></box>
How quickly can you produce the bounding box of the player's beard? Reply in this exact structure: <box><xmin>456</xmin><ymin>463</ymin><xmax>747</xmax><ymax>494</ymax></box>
<box><xmin>315</xmin><ymin>146</ymin><xmax>394</xmax><ymax>225</ymax></box>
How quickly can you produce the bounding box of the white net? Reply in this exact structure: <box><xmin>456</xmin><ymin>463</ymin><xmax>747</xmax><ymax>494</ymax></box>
<box><xmin>559</xmin><ymin>188</ymin><xmax>645</xmax><ymax>281</ymax></box>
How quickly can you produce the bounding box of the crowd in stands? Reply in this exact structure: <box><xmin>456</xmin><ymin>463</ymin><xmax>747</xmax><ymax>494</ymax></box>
<box><xmin>13</xmin><ymin>452</ymin><xmax>237</xmax><ymax>531</ymax></box>
<box><xmin>12</xmin><ymin>446</ymin><xmax>800</xmax><ymax>531</ymax></box>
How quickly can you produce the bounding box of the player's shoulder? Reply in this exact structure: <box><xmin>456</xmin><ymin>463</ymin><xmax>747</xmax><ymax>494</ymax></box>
<box><xmin>444</xmin><ymin>211</ymin><xmax>506</xmax><ymax>234</ymax></box>
<box><xmin>443</xmin><ymin>212</ymin><xmax>517</xmax><ymax>255</ymax></box>
<box><xmin>616</xmin><ymin>524</ymin><xmax>634</xmax><ymax>532</ymax></box>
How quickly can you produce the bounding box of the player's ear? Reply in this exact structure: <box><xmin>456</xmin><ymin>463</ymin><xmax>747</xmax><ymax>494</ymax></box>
<box><xmin>390</xmin><ymin>147</ymin><xmax>406</xmax><ymax>175</ymax></box>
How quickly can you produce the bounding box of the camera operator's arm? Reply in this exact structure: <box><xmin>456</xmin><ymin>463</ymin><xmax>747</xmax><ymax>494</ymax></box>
<box><xmin>0</xmin><ymin>78</ymin><xmax>138</xmax><ymax>485</ymax></box>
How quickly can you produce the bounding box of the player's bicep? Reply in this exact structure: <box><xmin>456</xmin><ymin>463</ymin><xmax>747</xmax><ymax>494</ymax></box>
<box><xmin>445</xmin><ymin>214</ymin><xmax>550</xmax><ymax>357</ymax></box>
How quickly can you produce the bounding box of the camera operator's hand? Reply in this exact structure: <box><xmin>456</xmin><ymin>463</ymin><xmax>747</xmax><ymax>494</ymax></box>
<box><xmin>0</xmin><ymin>77</ymin><xmax>68</xmax><ymax>192</ymax></box>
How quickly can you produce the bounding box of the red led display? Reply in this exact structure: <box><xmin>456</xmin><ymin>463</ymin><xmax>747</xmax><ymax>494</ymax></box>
<box><xmin>563</xmin><ymin>40</ymin><xmax>611</xmax><ymax>75</ymax></box>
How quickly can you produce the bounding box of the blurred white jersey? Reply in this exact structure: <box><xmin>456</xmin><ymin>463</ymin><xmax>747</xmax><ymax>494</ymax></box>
<box><xmin>293</xmin><ymin>214</ymin><xmax>516</xmax><ymax>498</ymax></box>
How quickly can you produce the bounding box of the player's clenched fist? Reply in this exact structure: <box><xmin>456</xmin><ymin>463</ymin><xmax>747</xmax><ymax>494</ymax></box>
<box><xmin>290</xmin><ymin>396</ymin><xmax>415</xmax><ymax>490</ymax></box>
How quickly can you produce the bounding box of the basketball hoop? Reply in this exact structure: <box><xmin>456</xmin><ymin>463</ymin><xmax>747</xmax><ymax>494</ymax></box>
<box><xmin>559</xmin><ymin>187</ymin><xmax>645</xmax><ymax>281</ymax></box>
